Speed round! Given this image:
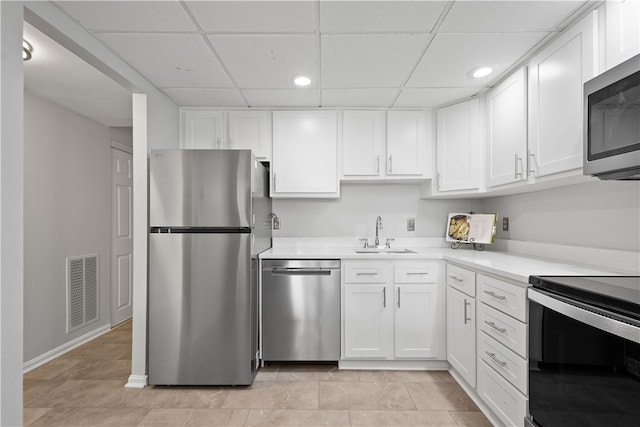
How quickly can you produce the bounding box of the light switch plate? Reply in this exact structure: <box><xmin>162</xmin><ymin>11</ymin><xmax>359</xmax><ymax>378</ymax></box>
<box><xmin>407</xmin><ymin>218</ymin><xmax>415</xmax><ymax>231</ymax></box>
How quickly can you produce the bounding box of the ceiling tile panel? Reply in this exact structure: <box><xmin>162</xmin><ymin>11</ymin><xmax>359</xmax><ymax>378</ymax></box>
<box><xmin>407</xmin><ymin>33</ymin><xmax>547</xmax><ymax>87</ymax></box>
<box><xmin>394</xmin><ymin>88</ymin><xmax>480</xmax><ymax>109</ymax></box>
<box><xmin>322</xmin><ymin>89</ymin><xmax>398</xmax><ymax>108</ymax></box>
<box><xmin>185</xmin><ymin>1</ymin><xmax>316</xmax><ymax>33</ymax></box>
<box><xmin>209</xmin><ymin>35</ymin><xmax>317</xmax><ymax>88</ymax></box>
<box><xmin>96</xmin><ymin>33</ymin><xmax>233</xmax><ymax>88</ymax></box>
<box><xmin>56</xmin><ymin>1</ymin><xmax>196</xmax><ymax>31</ymax></box>
<box><xmin>162</xmin><ymin>89</ymin><xmax>247</xmax><ymax>107</ymax></box>
<box><xmin>439</xmin><ymin>1</ymin><xmax>587</xmax><ymax>33</ymax></box>
<box><xmin>322</xmin><ymin>34</ymin><xmax>428</xmax><ymax>88</ymax></box>
<box><xmin>319</xmin><ymin>1</ymin><xmax>448</xmax><ymax>33</ymax></box>
<box><xmin>243</xmin><ymin>89</ymin><xmax>320</xmax><ymax>108</ymax></box>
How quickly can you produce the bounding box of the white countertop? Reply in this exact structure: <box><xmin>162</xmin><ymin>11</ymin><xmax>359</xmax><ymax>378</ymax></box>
<box><xmin>260</xmin><ymin>240</ymin><xmax>630</xmax><ymax>284</ymax></box>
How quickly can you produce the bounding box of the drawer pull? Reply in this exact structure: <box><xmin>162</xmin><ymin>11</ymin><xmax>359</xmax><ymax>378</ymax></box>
<box><xmin>407</xmin><ymin>272</ymin><xmax>429</xmax><ymax>275</ymax></box>
<box><xmin>356</xmin><ymin>272</ymin><xmax>378</xmax><ymax>276</ymax></box>
<box><xmin>448</xmin><ymin>275</ymin><xmax>463</xmax><ymax>282</ymax></box>
<box><xmin>383</xmin><ymin>287</ymin><xmax>387</xmax><ymax>308</ymax></box>
<box><xmin>397</xmin><ymin>287</ymin><xmax>401</xmax><ymax>308</ymax></box>
<box><xmin>485</xmin><ymin>351</ymin><xmax>508</xmax><ymax>367</ymax></box>
<box><xmin>485</xmin><ymin>320</ymin><xmax>507</xmax><ymax>333</ymax></box>
<box><xmin>484</xmin><ymin>290</ymin><xmax>506</xmax><ymax>300</ymax></box>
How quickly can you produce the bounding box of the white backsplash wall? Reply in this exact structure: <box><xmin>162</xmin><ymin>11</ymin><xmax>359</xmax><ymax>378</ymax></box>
<box><xmin>272</xmin><ymin>183</ymin><xmax>483</xmax><ymax>241</ymax></box>
<box><xmin>483</xmin><ymin>180</ymin><xmax>640</xmax><ymax>253</ymax></box>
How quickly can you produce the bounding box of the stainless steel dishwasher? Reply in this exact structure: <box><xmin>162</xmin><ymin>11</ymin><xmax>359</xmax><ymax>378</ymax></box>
<box><xmin>262</xmin><ymin>259</ymin><xmax>341</xmax><ymax>361</ymax></box>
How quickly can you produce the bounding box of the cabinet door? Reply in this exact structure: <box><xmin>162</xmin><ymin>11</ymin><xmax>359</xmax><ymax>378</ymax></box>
<box><xmin>228</xmin><ymin>111</ymin><xmax>271</xmax><ymax>160</ymax></box>
<box><xmin>447</xmin><ymin>286</ymin><xmax>476</xmax><ymax>387</ymax></box>
<box><xmin>487</xmin><ymin>68</ymin><xmax>528</xmax><ymax>187</ymax></box>
<box><xmin>181</xmin><ymin>110</ymin><xmax>224</xmax><ymax>149</ymax></box>
<box><xmin>342</xmin><ymin>111</ymin><xmax>384</xmax><ymax>177</ymax></box>
<box><xmin>605</xmin><ymin>0</ymin><xmax>640</xmax><ymax>70</ymax></box>
<box><xmin>528</xmin><ymin>13</ymin><xmax>597</xmax><ymax>177</ymax></box>
<box><xmin>272</xmin><ymin>111</ymin><xmax>338</xmax><ymax>197</ymax></box>
<box><xmin>394</xmin><ymin>284</ymin><xmax>438</xmax><ymax>358</ymax></box>
<box><xmin>344</xmin><ymin>284</ymin><xmax>393</xmax><ymax>358</ymax></box>
<box><xmin>386</xmin><ymin>111</ymin><xmax>425</xmax><ymax>176</ymax></box>
<box><xmin>436</xmin><ymin>99</ymin><xmax>481</xmax><ymax>191</ymax></box>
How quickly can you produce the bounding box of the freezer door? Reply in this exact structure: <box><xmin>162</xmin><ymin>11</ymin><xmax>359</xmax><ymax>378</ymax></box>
<box><xmin>149</xmin><ymin>150</ymin><xmax>253</xmax><ymax>227</ymax></box>
<box><xmin>148</xmin><ymin>232</ymin><xmax>256</xmax><ymax>385</ymax></box>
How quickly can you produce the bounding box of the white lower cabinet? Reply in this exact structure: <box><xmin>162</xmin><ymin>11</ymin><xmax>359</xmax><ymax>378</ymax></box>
<box><xmin>343</xmin><ymin>260</ymin><xmax>443</xmax><ymax>360</ymax></box>
<box><xmin>477</xmin><ymin>359</ymin><xmax>527</xmax><ymax>427</ymax></box>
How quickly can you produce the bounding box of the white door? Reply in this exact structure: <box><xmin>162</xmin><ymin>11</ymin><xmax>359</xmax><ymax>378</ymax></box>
<box><xmin>111</xmin><ymin>148</ymin><xmax>133</xmax><ymax>326</ymax></box>
<box><xmin>447</xmin><ymin>286</ymin><xmax>476</xmax><ymax>387</ymax></box>
<box><xmin>386</xmin><ymin>111</ymin><xmax>425</xmax><ymax>176</ymax></box>
<box><xmin>342</xmin><ymin>110</ymin><xmax>384</xmax><ymax>177</ymax></box>
<box><xmin>344</xmin><ymin>284</ymin><xmax>393</xmax><ymax>358</ymax></box>
<box><xmin>394</xmin><ymin>284</ymin><xmax>438</xmax><ymax>358</ymax></box>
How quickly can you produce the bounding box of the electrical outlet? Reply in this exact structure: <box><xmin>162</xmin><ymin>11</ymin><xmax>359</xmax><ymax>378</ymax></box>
<box><xmin>502</xmin><ymin>217</ymin><xmax>509</xmax><ymax>231</ymax></box>
<box><xmin>273</xmin><ymin>217</ymin><xmax>281</xmax><ymax>230</ymax></box>
<box><xmin>407</xmin><ymin>218</ymin><xmax>415</xmax><ymax>231</ymax></box>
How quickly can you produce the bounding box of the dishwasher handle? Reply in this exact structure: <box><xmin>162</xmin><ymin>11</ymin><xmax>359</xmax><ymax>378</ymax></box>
<box><xmin>269</xmin><ymin>268</ymin><xmax>333</xmax><ymax>276</ymax></box>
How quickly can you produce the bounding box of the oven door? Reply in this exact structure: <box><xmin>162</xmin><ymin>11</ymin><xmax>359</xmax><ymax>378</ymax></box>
<box><xmin>527</xmin><ymin>288</ymin><xmax>640</xmax><ymax>427</ymax></box>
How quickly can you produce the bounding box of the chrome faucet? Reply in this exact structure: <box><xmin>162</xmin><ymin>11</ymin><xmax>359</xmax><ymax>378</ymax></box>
<box><xmin>375</xmin><ymin>216</ymin><xmax>383</xmax><ymax>247</ymax></box>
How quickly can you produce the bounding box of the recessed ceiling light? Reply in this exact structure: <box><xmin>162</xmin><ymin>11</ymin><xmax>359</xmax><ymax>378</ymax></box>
<box><xmin>293</xmin><ymin>76</ymin><xmax>311</xmax><ymax>87</ymax></box>
<box><xmin>471</xmin><ymin>67</ymin><xmax>493</xmax><ymax>78</ymax></box>
<box><xmin>23</xmin><ymin>39</ymin><xmax>33</xmax><ymax>61</ymax></box>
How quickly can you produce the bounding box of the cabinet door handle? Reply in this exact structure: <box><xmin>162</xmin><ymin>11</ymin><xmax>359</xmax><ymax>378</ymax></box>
<box><xmin>528</xmin><ymin>152</ymin><xmax>537</xmax><ymax>176</ymax></box>
<box><xmin>383</xmin><ymin>287</ymin><xmax>387</xmax><ymax>308</ymax></box>
<box><xmin>376</xmin><ymin>155</ymin><xmax>380</xmax><ymax>174</ymax></box>
<box><xmin>514</xmin><ymin>154</ymin><xmax>523</xmax><ymax>179</ymax></box>
<box><xmin>388</xmin><ymin>155</ymin><xmax>393</xmax><ymax>173</ymax></box>
<box><xmin>448</xmin><ymin>275</ymin><xmax>463</xmax><ymax>283</ymax></box>
<box><xmin>483</xmin><ymin>290</ymin><xmax>506</xmax><ymax>300</ymax></box>
<box><xmin>485</xmin><ymin>351</ymin><xmax>508</xmax><ymax>367</ymax></box>
<box><xmin>464</xmin><ymin>299</ymin><xmax>471</xmax><ymax>325</ymax></box>
<box><xmin>397</xmin><ymin>287</ymin><xmax>401</xmax><ymax>308</ymax></box>
<box><xmin>485</xmin><ymin>320</ymin><xmax>507</xmax><ymax>333</ymax></box>
<box><xmin>217</xmin><ymin>137</ymin><xmax>222</xmax><ymax>148</ymax></box>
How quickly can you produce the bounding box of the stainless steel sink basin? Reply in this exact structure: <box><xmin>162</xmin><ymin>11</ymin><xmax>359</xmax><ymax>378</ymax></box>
<box><xmin>354</xmin><ymin>248</ymin><xmax>416</xmax><ymax>254</ymax></box>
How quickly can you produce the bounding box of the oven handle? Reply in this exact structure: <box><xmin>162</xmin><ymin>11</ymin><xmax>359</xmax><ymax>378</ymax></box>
<box><xmin>528</xmin><ymin>288</ymin><xmax>640</xmax><ymax>344</ymax></box>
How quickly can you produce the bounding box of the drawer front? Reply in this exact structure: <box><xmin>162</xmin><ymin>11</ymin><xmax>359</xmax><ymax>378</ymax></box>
<box><xmin>446</xmin><ymin>264</ymin><xmax>476</xmax><ymax>297</ymax></box>
<box><xmin>344</xmin><ymin>261</ymin><xmax>392</xmax><ymax>284</ymax></box>
<box><xmin>478</xmin><ymin>303</ymin><xmax>527</xmax><ymax>358</ymax></box>
<box><xmin>478</xmin><ymin>359</ymin><xmax>527</xmax><ymax>427</ymax></box>
<box><xmin>477</xmin><ymin>274</ymin><xmax>527</xmax><ymax>322</ymax></box>
<box><xmin>395</xmin><ymin>261</ymin><xmax>439</xmax><ymax>283</ymax></box>
<box><xmin>478</xmin><ymin>331</ymin><xmax>528</xmax><ymax>395</ymax></box>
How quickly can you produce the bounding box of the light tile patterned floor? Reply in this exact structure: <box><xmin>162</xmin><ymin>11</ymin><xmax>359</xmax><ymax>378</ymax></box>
<box><xmin>24</xmin><ymin>320</ymin><xmax>492</xmax><ymax>426</ymax></box>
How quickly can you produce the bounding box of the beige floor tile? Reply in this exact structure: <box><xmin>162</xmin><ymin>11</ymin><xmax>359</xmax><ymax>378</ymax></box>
<box><xmin>64</xmin><ymin>358</ymin><xmax>131</xmax><ymax>380</ymax></box>
<box><xmin>23</xmin><ymin>379</ymin><xmax>66</xmax><ymax>407</ymax></box>
<box><xmin>244</xmin><ymin>409</ymin><xmax>351</xmax><ymax>426</ymax></box>
<box><xmin>448</xmin><ymin>410</ymin><xmax>493</xmax><ymax>427</ymax></box>
<box><xmin>29</xmin><ymin>379</ymin><xmax>141</xmax><ymax>408</ymax></box>
<box><xmin>405</xmin><ymin>383</ymin><xmax>478</xmax><ymax>411</ymax></box>
<box><xmin>137</xmin><ymin>408</ymin><xmax>248</xmax><ymax>427</ymax></box>
<box><xmin>357</xmin><ymin>370</ymin><xmax>450</xmax><ymax>383</ymax></box>
<box><xmin>319</xmin><ymin>382</ymin><xmax>416</xmax><ymax>410</ymax></box>
<box><xmin>61</xmin><ymin>343</ymin><xmax>131</xmax><ymax>360</ymax></box>
<box><xmin>23</xmin><ymin>408</ymin><xmax>51</xmax><ymax>426</ymax></box>
<box><xmin>24</xmin><ymin>358</ymin><xmax>81</xmax><ymax>381</ymax></box>
<box><xmin>28</xmin><ymin>407</ymin><xmax>149</xmax><ymax>427</ymax></box>
<box><xmin>277</xmin><ymin>365</ymin><xmax>360</xmax><ymax>382</ymax></box>
<box><xmin>127</xmin><ymin>385</ymin><xmax>229</xmax><ymax>409</ymax></box>
<box><xmin>349</xmin><ymin>409</ymin><xmax>458</xmax><ymax>426</ymax></box>
<box><xmin>222</xmin><ymin>381</ymin><xmax>319</xmax><ymax>410</ymax></box>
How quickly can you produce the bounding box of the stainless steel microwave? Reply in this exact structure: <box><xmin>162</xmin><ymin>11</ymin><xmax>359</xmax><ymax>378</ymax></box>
<box><xmin>584</xmin><ymin>53</ymin><xmax>640</xmax><ymax>180</ymax></box>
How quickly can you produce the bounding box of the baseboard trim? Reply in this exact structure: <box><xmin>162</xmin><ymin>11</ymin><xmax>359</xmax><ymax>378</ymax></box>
<box><xmin>338</xmin><ymin>359</ymin><xmax>449</xmax><ymax>370</ymax></box>
<box><xmin>23</xmin><ymin>324</ymin><xmax>111</xmax><ymax>373</ymax></box>
<box><xmin>125</xmin><ymin>374</ymin><xmax>148</xmax><ymax>388</ymax></box>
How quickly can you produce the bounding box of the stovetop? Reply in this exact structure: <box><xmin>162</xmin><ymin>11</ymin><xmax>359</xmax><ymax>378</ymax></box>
<box><xmin>529</xmin><ymin>275</ymin><xmax>640</xmax><ymax>322</ymax></box>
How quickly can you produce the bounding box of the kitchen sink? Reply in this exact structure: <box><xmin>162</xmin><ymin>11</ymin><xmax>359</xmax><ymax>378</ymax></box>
<box><xmin>354</xmin><ymin>248</ymin><xmax>416</xmax><ymax>254</ymax></box>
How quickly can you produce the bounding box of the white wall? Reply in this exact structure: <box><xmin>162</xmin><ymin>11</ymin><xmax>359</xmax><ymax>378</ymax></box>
<box><xmin>273</xmin><ymin>183</ymin><xmax>483</xmax><ymax>241</ymax></box>
<box><xmin>484</xmin><ymin>180</ymin><xmax>640</xmax><ymax>253</ymax></box>
<box><xmin>23</xmin><ymin>90</ymin><xmax>112</xmax><ymax>362</ymax></box>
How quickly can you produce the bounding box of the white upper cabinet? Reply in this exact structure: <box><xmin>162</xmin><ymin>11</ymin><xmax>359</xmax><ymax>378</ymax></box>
<box><xmin>387</xmin><ymin>111</ymin><xmax>427</xmax><ymax>176</ymax></box>
<box><xmin>271</xmin><ymin>111</ymin><xmax>339</xmax><ymax>198</ymax></box>
<box><xmin>435</xmin><ymin>98</ymin><xmax>482</xmax><ymax>192</ymax></box>
<box><xmin>227</xmin><ymin>111</ymin><xmax>271</xmax><ymax>160</ymax></box>
<box><xmin>342</xmin><ymin>110</ymin><xmax>385</xmax><ymax>177</ymax></box>
<box><xmin>487</xmin><ymin>68</ymin><xmax>528</xmax><ymax>188</ymax></box>
<box><xmin>605</xmin><ymin>0</ymin><xmax>640</xmax><ymax>70</ymax></box>
<box><xmin>528</xmin><ymin>12</ymin><xmax>597</xmax><ymax>178</ymax></box>
<box><xmin>181</xmin><ymin>110</ymin><xmax>224</xmax><ymax>149</ymax></box>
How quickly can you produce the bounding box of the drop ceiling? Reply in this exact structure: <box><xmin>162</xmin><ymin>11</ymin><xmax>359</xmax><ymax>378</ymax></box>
<box><xmin>24</xmin><ymin>0</ymin><xmax>595</xmax><ymax>127</ymax></box>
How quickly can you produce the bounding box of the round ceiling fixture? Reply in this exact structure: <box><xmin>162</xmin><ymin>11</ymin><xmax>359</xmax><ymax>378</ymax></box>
<box><xmin>23</xmin><ymin>39</ymin><xmax>33</xmax><ymax>61</ymax></box>
<box><xmin>471</xmin><ymin>66</ymin><xmax>493</xmax><ymax>78</ymax></box>
<box><xmin>293</xmin><ymin>75</ymin><xmax>311</xmax><ymax>87</ymax></box>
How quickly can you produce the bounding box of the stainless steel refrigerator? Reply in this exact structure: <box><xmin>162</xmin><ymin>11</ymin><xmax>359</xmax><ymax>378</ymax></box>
<box><xmin>148</xmin><ymin>149</ymin><xmax>271</xmax><ymax>385</ymax></box>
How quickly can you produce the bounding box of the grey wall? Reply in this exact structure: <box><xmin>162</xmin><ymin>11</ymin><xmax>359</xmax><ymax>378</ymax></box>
<box><xmin>23</xmin><ymin>90</ymin><xmax>111</xmax><ymax>362</ymax></box>
<box><xmin>272</xmin><ymin>183</ymin><xmax>483</xmax><ymax>240</ymax></box>
<box><xmin>483</xmin><ymin>180</ymin><xmax>640</xmax><ymax>252</ymax></box>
